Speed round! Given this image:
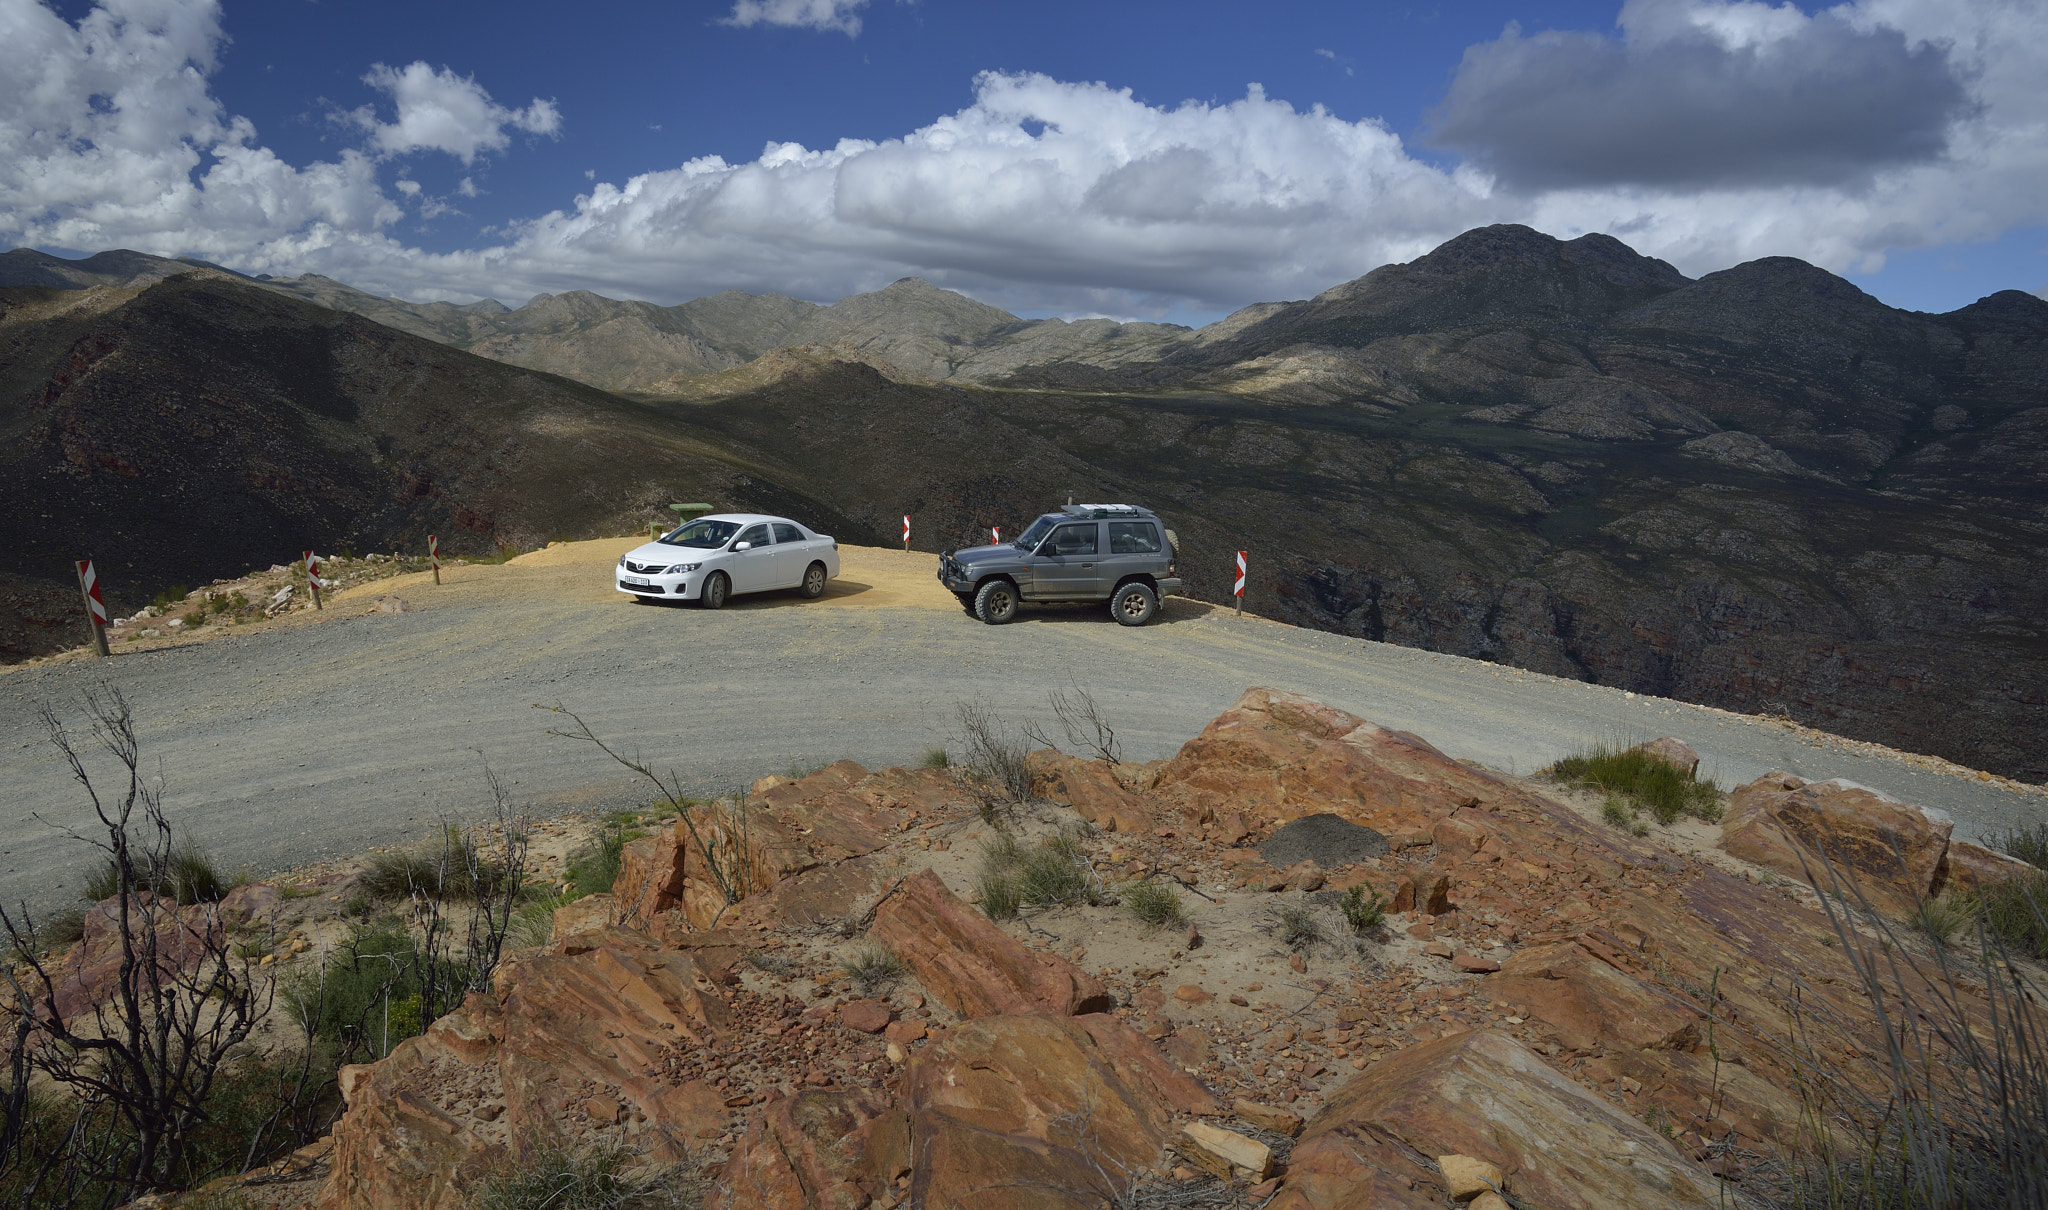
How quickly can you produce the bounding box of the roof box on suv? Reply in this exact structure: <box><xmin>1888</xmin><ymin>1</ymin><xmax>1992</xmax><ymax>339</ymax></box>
<box><xmin>1059</xmin><ymin>503</ymin><xmax>1149</xmax><ymax>519</ymax></box>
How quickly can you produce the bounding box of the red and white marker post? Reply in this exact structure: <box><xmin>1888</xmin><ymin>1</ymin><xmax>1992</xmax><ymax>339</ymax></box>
<box><xmin>1234</xmin><ymin>550</ymin><xmax>1247</xmax><ymax>617</ymax></box>
<box><xmin>429</xmin><ymin>535</ymin><xmax>441</xmax><ymax>585</ymax></box>
<box><xmin>303</xmin><ymin>551</ymin><xmax>324</xmax><ymax>611</ymax></box>
<box><xmin>75</xmin><ymin>558</ymin><xmax>110</xmax><ymax>658</ymax></box>
<box><xmin>992</xmin><ymin>526</ymin><xmax>1001</xmax><ymax>544</ymax></box>
<box><xmin>903</xmin><ymin>515</ymin><xmax>911</xmax><ymax>551</ymax></box>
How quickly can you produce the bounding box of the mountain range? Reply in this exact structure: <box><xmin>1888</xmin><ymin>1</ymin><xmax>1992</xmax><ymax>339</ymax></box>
<box><xmin>2</xmin><ymin>229</ymin><xmax>2043</xmax><ymax>780</ymax></box>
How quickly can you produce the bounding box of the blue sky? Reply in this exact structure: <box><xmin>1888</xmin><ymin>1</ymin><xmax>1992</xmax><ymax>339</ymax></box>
<box><xmin>7</xmin><ymin>0</ymin><xmax>2047</xmax><ymax>320</ymax></box>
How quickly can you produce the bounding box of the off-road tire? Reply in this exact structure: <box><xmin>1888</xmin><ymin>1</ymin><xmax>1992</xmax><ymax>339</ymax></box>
<box><xmin>700</xmin><ymin>572</ymin><xmax>730</xmax><ymax>610</ymax></box>
<box><xmin>1112</xmin><ymin>582</ymin><xmax>1159</xmax><ymax>626</ymax></box>
<box><xmin>974</xmin><ymin>579</ymin><xmax>1019</xmax><ymax>625</ymax></box>
<box><xmin>801</xmin><ymin>562</ymin><xmax>828</xmax><ymax>599</ymax></box>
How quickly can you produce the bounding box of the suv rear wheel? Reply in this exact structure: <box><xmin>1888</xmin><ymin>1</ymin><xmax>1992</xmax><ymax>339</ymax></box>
<box><xmin>1112</xmin><ymin>581</ymin><xmax>1158</xmax><ymax>626</ymax></box>
<box><xmin>974</xmin><ymin>579</ymin><xmax>1019</xmax><ymax>625</ymax></box>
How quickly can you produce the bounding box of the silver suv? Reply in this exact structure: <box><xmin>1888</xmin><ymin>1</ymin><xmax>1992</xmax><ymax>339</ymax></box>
<box><xmin>938</xmin><ymin>504</ymin><xmax>1182</xmax><ymax>626</ymax></box>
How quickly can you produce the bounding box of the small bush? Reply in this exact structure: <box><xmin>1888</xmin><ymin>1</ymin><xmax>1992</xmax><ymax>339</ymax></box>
<box><xmin>1549</xmin><ymin>746</ymin><xmax>1721</xmax><ymax>826</ymax></box>
<box><xmin>80</xmin><ymin>832</ymin><xmax>239</xmax><ymax>904</ymax></box>
<box><xmin>564</xmin><ymin>823</ymin><xmax>637</xmax><ymax>900</ymax></box>
<box><xmin>1965</xmin><ymin>871</ymin><xmax>2048</xmax><ymax>961</ymax></box>
<box><xmin>354</xmin><ymin>827</ymin><xmax>513</xmax><ymax>902</ymax></box>
<box><xmin>1121</xmin><ymin>879</ymin><xmax>1186</xmax><ymax>931</ymax></box>
<box><xmin>288</xmin><ymin>926</ymin><xmax>431</xmax><ymax>1062</ymax></box>
<box><xmin>1996</xmin><ymin>820</ymin><xmax>2048</xmax><ymax>869</ymax></box>
<box><xmin>745</xmin><ymin>950</ymin><xmax>793</xmax><ymax>976</ymax></box>
<box><xmin>1275</xmin><ymin>904</ymin><xmax>1323</xmax><ymax>951</ymax></box>
<box><xmin>976</xmin><ymin>869</ymin><xmax>1022</xmax><ymax>919</ymax></box>
<box><xmin>473</xmin><ymin>1137</ymin><xmax>702</xmax><ymax>1210</ymax></box>
<box><xmin>1338</xmin><ymin>885</ymin><xmax>1385</xmax><ymax>931</ymax></box>
<box><xmin>920</xmin><ymin>747</ymin><xmax>950</xmax><ymax>768</ymax></box>
<box><xmin>1912</xmin><ymin>894</ymin><xmax>1972</xmax><ymax>947</ymax></box>
<box><xmin>1016</xmin><ymin>832</ymin><xmax>1095</xmax><ymax>907</ymax></box>
<box><xmin>842</xmin><ymin>944</ymin><xmax>904</xmax><ymax>995</ymax></box>
<box><xmin>505</xmin><ymin>895</ymin><xmax>569</xmax><ymax>951</ymax></box>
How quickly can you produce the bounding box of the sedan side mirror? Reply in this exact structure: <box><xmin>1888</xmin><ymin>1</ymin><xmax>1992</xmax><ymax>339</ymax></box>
<box><xmin>733</xmin><ymin>541</ymin><xmax>752</xmax><ymax>551</ymax></box>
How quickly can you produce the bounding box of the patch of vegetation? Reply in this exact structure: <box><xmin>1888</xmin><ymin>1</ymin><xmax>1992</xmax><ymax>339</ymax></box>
<box><xmin>1600</xmin><ymin>793</ymin><xmax>1651</xmax><ymax>837</ymax></box>
<box><xmin>1275</xmin><ymin>904</ymin><xmax>1323</xmax><ymax>951</ymax></box>
<box><xmin>745</xmin><ymin>950</ymin><xmax>794</xmax><ymax>976</ymax></box>
<box><xmin>150</xmin><ymin>584</ymin><xmax>191</xmax><ymax>611</ymax></box>
<box><xmin>80</xmin><ymin>831</ymin><xmax>241</xmax><ymax>904</ymax></box>
<box><xmin>472</xmin><ymin>1138</ymin><xmax>704</xmax><ymax>1210</ymax></box>
<box><xmin>1338</xmin><ymin>884</ymin><xmax>1385</xmax><ymax>932</ymax></box>
<box><xmin>1119</xmin><ymin>879</ymin><xmax>1185</xmax><ymax>931</ymax></box>
<box><xmin>920</xmin><ymin>747</ymin><xmax>949</xmax><ymax>768</ymax></box>
<box><xmin>1996</xmin><ymin>820</ymin><xmax>2048</xmax><ymax>869</ymax></box>
<box><xmin>354</xmin><ymin>826</ymin><xmax>513</xmax><ymax>902</ymax></box>
<box><xmin>564</xmin><ymin>820</ymin><xmax>642</xmax><ymax>900</ymax></box>
<box><xmin>1014</xmin><ymin>831</ymin><xmax>1098</xmax><ymax>908</ymax></box>
<box><xmin>288</xmin><ymin>926</ymin><xmax>434</xmax><ymax>1062</ymax></box>
<box><xmin>841</xmin><ymin>944</ymin><xmax>904</xmax><ymax>995</ymax></box>
<box><xmin>975</xmin><ymin>832</ymin><xmax>1025</xmax><ymax>919</ymax></box>
<box><xmin>1911</xmin><ymin>894</ymin><xmax>1972</xmax><ymax>948</ymax></box>
<box><xmin>1548</xmin><ymin>745</ymin><xmax>1722</xmax><ymax>826</ymax></box>
<box><xmin>1962</xmin><ymin>871</ymin><xmax>2048</xmax><ymax>961</ymax></box>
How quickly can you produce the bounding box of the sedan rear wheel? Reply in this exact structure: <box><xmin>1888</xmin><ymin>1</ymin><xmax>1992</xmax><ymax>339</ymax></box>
<box><xmin>1112</xmin><ymin>582</ymin><xmax>1158</xmax><ymax>626</ymax></box>
<box><xmin>800</xmin><ymin>561</ymin><xmax>828</xmax><ymax>599</ymax></box>
<box><xmin>974</xmin><ymin>579</ymin><xmax>1019</xmax><ymax>625</ymax></box>
<box><xmin>700</xmin><ymin>571</ymin><xmax>730</xmax><ymax>609</ymax></box>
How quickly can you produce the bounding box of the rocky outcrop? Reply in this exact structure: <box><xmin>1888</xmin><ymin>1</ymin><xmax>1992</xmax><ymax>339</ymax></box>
<box><xmin>868</xmin><ymin>869</ymin><xmax>1113</xmax><ymax>1018</ymax></box>
<box><xmin>1275</xmin><ymin>1030</ymin><xmax>1722</xmax><ymax>1210</ymax></box>
<box><xmin>1719</xmin><ymin>773</ymin><xmax>1954</xmax><ymax>915</ymax></box>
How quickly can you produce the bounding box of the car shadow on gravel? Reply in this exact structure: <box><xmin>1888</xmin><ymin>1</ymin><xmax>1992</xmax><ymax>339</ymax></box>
<box><xmin>982</xmin><ymin>596</ymin><xmax>1219</xmax><ymax>628</ymax></box>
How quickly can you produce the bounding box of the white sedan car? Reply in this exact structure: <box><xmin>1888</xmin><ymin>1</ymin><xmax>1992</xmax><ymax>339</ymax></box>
<box><xmin>616</xmin><ymin>513</ymin><xmax>840</xmax><ymax>608</ymax></box>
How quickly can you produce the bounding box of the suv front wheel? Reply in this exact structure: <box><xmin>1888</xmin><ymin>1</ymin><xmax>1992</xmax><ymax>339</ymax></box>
<box><xmin>1111</xmin><ymin>581</ymin><xmax>1158</xmax><ymax>626</ymax></box>
<box><xmin>974</xmin><ymin>579</ymin><xmax>1019</xmax><ymax>625</ymax></box>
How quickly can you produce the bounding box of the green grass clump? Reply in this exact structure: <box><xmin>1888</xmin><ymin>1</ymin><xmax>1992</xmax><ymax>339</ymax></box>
<box><xmin>1016</xmin><ymin>831</ymin><xmax>1095</xmax><ymax>907</ymax></box>
<box><xmin>1338</xmin><ymin>885</ymin><xmax>1385</xmax><ymax>931</ymax></box>
<box><xmin>563</xmin><ymin>822</ymin><xmax>644</xmax><ymax>900</ymax></box>
<box><xmin>920</xmin><ymin>747</ymin><xmax>950</xmax><ymax>768</ymax></box>
<box><xmin>842</xmin><ymin>944</ymin><xmax>904</xmax><ymax>995</ymax></box>
<box><xmin>1120</xmin><ymin>879</ymin><xmax>1185</xmax><ymax>931</ymax></box>
<box><xmin>1550</xmin><ymin>746</ymin><xmax>1722</xmax><ymax>826</ymax></box>
<box><xmin>1963</xmin><ymin>871</ymin><xmax>2048</xmax><ymax>961</ymax></box>
<box><xmin>974</xmin><ymin>832</ymin><xmax>1026</xmax><ymax>919</ymax></box>
<box><xmin>1275</xmin><ymin>904</ymin><xmax>1323</xmax><ymax>951</ymax></box>
<box><xmin>81</xmin><ymin>833</ymin><xmax>241</xmax><ymax>905</ymax></box>
<box><xmin>473</xmin><ymin>1138</ymin><xmax>702</xmax><ymax>1210</ymax></box>
<box><xmin>1912</xmin><ymin>894</ymin><xmax>1972</xmax><ymax>948</ymax></box>
<box><xmin>1996</xmin><ymin>820</ymin><xmax>2048</xmax><ymax>869</ymax></box>
<box><xmin>287</xmin><ymin>926</ymin><xmax>435</xmax><ymax>1062</ymax></box>
<box><xmin>354</xmin><ymin>827</ymin><xmax>515</xmax><ymax>903</ymax></box>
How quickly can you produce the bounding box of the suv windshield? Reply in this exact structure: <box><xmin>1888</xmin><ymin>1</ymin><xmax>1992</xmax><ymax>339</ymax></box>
<box><xmin>661</xmin><ymin>519</ymin><xmax>741</xmax><ymax>549</ymax></box>
<box><xmin>1013</xmin><ymin>516</ymin><xmax>1058</xmax><ymax>550</ymax></box>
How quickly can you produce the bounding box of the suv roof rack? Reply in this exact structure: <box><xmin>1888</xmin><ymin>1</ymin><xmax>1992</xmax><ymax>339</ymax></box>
<box><xmin>1058</xmin><ymin>503</ymin><xmax>1148</xmax><ymax>518</ymax></box>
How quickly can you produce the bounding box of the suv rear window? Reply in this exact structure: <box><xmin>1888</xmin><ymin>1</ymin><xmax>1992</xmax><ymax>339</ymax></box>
<box><xmin>1108</xmin><ymin>522</ymin><xmax>1160</xmax><ymax>554</ymax></box>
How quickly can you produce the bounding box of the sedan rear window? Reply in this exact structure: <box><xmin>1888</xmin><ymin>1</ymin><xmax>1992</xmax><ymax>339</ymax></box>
<box><xmin>773</xmin><ymin>523</ymin><xmax>804</xmax><ymax>543</ymax></box>
<box><xmin>662</xmin><ymin>519</ymin><xmax>739</xmax><ymax>549</ymax></box>
<box><xmin>1108</xmin><ymin>522</ymin><xmax>1160</xmax><ymax>554</ymax></box>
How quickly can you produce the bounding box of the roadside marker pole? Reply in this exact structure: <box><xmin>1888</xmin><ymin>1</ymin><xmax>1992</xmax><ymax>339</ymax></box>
<box><xmin>992</xmin><ymin>526</ymin><xmax>1001</xmax><ymax>544</ymax></box>
<box><xmin>75</xmin><ymin>559</ymin><xmax>110</xmax><ymax>658</ymax></box>
<box><xmin>1234</xmin><ymin>551</ymin><xmax>1246</xmax><ymax>618</ymax></box>
<box><xmin>429</xmin><ymin>535</ymin><xmax>441</xmax><ymax>585</ymax></box>
<box><xmin>304</xmin><ymin>551</ymin><xmax>324</xmax><ymax>611</ymax></box>
<box><xmin>903</xmin><ymin>515</ymin><xmax>911</xmax><ymax>551</ymax></box>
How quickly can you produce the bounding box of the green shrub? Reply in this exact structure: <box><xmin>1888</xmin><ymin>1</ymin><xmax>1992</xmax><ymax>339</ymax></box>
<box><xmin>353</xmin><ymin>827</ymin><xmax>512</xmax><ymax>902</ymax></box>
<box><xmin>920</xmin><ymin>747</ymin><xmax>950</xmax><ymax>768</ymax></box>
<box><xmin>1338</xmin><ymin>885</ymin><xmax>1385</xmax><ymax>931</ymax></box>
<box><xmin>1548</xmin><ymin>746</ymin><xmax>1721</xmax><ymax>826</ymax></box>
<box><xmin>975</xmin><ymin>869</ymin><xmax>1021</xmax><ymax>919</ymax></box>
<box><xmin>1996</xmin><ymin>820</ymin><xmax>2048</xmax><ymax>869</ymax></box>
<box><xmin>80</xmin><ymin>833</ymin><xmax>240</xmax><ymax>904</ymax></box>
<box><xmin>1016</xmin><ymin>832</ymin><xmax>1095</xmax><ymax>907</ymax></box>
<box><xmin>1275</xmin><ymin>904</ymin><xmax>1323</xmax><ymax>951</ymax></box>
<box><xmin>1120</xmin><ymin>879</ymin><xmax>1185</xmax><ymax>931</ymax></box>
<box><xmin>287</xmin><ymin>926</ymin><xmax>431</xmax><ymax>1062</ymax></box>
<box><xmin>1965</xmin><ymin>871</ymin><xmax>2048</xmax><ymax>961</ymax></box>
<box><xmin>564</xmin><ymin>823</ymin><xmax>637</xmax><ymax>900</ymax></box>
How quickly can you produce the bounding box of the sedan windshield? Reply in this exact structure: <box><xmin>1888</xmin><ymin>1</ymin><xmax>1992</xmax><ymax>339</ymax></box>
<box><xmin>661</xmin><ymin>519</ymin><xmax>741</xmax><ymax>549</ymax></box>
<box><xmin>1013</xmin><ymin>516</ymin><xmax>1058</xmax><ymax>550</ymax></box>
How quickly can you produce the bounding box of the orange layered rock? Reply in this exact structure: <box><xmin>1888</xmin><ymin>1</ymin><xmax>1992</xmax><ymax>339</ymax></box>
<box><xmin>901</xmin><ymin>1013</ymin><xmax>1220</xmax><ymax>1209</ymax></box>
<box><xmin>1027</xmin><ymin>748</ymin><xmax>1150</xmax><ymax>833</ymax></box>
<box><xmin>868</xmin><ymin>869</ymin><xmax>1114</xmax><ymax>1018</ymax></box>
<box><xmin>708</xmin><ymin>1088</ymin><xmax>909</xmax><ymax>1210</ymax></box>
<box><xmin>1273</xmin><ymin>1031</ymin><xmax>1722</xmax><ymax>1210</ymax></box>
<box><xmin>1720</xmin><ymin>774</ymin><xmax>1953</xmax><ymax>916</ymax></box>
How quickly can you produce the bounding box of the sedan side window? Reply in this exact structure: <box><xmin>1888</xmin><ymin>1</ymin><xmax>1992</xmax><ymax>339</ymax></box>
<box><xmin>1043</xmin><ymin>523</ymin><xmax>1098</xmax><ymax>556</ymax></box>
<box><xmin>772</xmin><ymin>523</ymin><xmax>804</xmax><ymax>543</ymax></box>
<box><xmin>1108</xmin><ymin>522</ymin><xmax>1160</xmax><ymax>554</ymax></box>
<box><xmin>735</xmin><ymin>524</ymin><xmax>770</xmax><ymax>549</ymax></box>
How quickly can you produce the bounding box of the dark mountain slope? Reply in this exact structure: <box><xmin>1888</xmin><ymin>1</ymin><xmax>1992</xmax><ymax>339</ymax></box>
<box><xmin>0</xmin><ymin>273</ymin><xmax>866</xmax><ymax>656</ymax></box>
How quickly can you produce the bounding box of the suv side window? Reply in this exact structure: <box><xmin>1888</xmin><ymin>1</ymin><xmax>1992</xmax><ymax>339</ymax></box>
<box><xmin>1108</xmin><ymin>522</ymin><xmax>1160</xmax><ymax>554</ymax></box>
<box><xmin>772</xmin><ymin>523</ymin><xmax>804</xmax><ymax>543</ymax></box>
<box><xmin>1043</xmin><ymin>523</ymin><xmax>1098</xmax><ymax>556</ymax></box>
<box><xmin>735</xmin><ymin>524</ymin><xmax>770</xmax><ymax>548</ymax></box>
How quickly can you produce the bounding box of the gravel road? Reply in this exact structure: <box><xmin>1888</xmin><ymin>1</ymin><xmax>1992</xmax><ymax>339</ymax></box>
<box><xmin>4</xmin><ymin>540</ymin><xmax>2041</xmax><ymax>919</ymax></box>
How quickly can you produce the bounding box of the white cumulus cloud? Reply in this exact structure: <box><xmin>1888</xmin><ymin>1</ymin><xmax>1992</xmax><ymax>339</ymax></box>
<box><xmin>722</xmin><ymin>0</ymin><xmax>869</xmax><ymax>37</ymax></box>
<box><xmin>347</xmin><ymin>61</ymin><xmax>561</xmax><ymax>165</ymax></box>
<box><xmin>2</xmin><ymin>0</ymin><xmax>2044</xmax><ymax>315</ymax></box>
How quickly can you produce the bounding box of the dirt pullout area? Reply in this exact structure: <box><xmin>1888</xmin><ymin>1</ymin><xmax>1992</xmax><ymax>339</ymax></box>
<box><xmin>2</xmin><ymin>539</ymin><xmax>2040</xmax><ymax>925</ymax></box>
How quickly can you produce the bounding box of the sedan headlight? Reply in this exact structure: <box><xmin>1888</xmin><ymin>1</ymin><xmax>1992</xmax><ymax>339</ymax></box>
<box><xmin>665</xmin><ymin>563</ymin><xmax>702</xmax><ymax>573</ymax></box>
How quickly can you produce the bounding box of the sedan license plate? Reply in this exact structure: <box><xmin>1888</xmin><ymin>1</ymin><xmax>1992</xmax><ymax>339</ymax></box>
<box><xmin>623</xmin><ymin>576</ymin><xmax>651</xmax><ymax>586</ymax></box>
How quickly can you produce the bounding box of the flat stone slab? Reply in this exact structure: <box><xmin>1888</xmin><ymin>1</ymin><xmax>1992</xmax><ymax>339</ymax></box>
<box><xmin>1258</xmin><ymin>813</ymin><xmax>1388</xmax><ymax>869</ymax></box>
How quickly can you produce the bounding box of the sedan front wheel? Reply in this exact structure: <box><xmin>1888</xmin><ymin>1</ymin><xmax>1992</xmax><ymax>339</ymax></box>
<box><xmin>699</xmin><ymin>571</ymin><xmax>730</xmax><ymax>609</ymax></box>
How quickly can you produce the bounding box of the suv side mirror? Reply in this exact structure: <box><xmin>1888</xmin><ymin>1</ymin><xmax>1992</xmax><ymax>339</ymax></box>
<box><xmin>733</xmin><ymin>541</ymin><xmax>752</xmax><ymax>551</ymax></box>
